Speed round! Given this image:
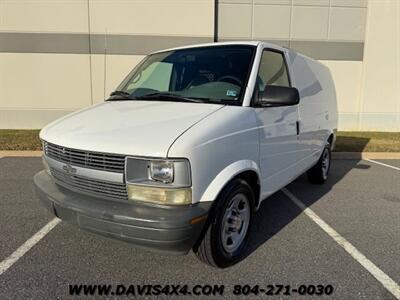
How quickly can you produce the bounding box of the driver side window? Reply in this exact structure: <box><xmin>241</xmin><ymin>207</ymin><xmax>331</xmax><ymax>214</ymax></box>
<box><xmin>257</xmin><ymin>50</ymin><xmax>290</xmax><ymax>97</ymax></box>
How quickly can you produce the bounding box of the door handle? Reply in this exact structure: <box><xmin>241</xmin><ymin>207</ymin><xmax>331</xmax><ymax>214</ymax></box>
<box><xmin>296</xmin><ymin>121</ymin><xmax>300</xmax><ymax>135</ymax></box>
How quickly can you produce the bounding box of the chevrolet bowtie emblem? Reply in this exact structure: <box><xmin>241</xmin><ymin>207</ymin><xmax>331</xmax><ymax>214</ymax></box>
<box><xmin>62</xmin><ymin>164</ymin><xmax>77</xmax><ymax>175</ymax></box>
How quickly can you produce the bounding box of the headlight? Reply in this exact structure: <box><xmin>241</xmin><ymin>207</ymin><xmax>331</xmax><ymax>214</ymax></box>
<box><xmin>42</xmin><ymin>156</ymin><xmax>51</xmax><ymax>175</ymax></box>
<box><xmin>149</xmin><ymin>160</ymin><xmax>174</xmax><ymax>183</ymax></box>
<box><xmin>125</xmin><ymin>157</ymin><xmax>192</xmax><ymax>205</ymax></box>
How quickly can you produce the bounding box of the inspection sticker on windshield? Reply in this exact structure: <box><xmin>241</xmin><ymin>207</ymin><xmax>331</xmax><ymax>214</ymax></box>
<box><xmin>226</xmin><ymin>90</ymin><xmax>237</xmax><ymax>97</ymax></box>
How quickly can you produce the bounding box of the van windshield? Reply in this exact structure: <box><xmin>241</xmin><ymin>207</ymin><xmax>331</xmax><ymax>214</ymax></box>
<box><xmin>110</xmin><ymin>45</ymin><xmax>255</xmax><ymax>105</ymax></box>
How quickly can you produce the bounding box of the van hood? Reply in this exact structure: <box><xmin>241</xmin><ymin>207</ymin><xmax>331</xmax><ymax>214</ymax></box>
<box><xmin>40</xmin><ymin>101</ymin><xmax>223</xmax><ymax>157</ymax></box>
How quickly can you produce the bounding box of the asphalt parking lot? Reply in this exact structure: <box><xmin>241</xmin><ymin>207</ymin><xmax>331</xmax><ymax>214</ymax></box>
<box><xmin>0</xmin><ymin>157</ymin><xmax>399</xmax><ymax>299</ymax></box>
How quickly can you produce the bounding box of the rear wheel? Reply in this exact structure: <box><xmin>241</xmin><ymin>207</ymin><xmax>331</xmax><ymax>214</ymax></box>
<box><xmin>307</xmin><ymin>144</ymin><xmax>331</xmax><ymax>184</ymax></box>
<box><xmin>193</xmin><ymin>179</ymin><xmax>254</xmax><ymax>268</ymax></box>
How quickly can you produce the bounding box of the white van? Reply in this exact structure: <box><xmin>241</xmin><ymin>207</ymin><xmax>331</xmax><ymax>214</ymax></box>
<box><xmin>34</xmin><ymin>42</ymin><xmax>337</xmax><ymax>268</ymax></box>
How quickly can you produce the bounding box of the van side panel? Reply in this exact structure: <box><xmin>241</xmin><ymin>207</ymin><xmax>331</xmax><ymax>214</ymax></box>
<box><xmin>300</xmin><ymin>55</ymin><xmax>338</xmax><ymax>147</ymax></box>
<box><xmin>286</xmin><ymin>51</ymin><xmax>338</xmax><ymax>170</ymax></box>
<box><xmin>319</xmin><ymin>65</ymin><xmax>338</xmax><ymax>147</ymax></box>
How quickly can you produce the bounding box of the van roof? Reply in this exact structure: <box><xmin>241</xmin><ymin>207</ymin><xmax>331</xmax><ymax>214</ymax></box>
<box><xmin>152</xmin><ymin>41</ymin><xmax>262</xmax><ymax>54</ymax></box>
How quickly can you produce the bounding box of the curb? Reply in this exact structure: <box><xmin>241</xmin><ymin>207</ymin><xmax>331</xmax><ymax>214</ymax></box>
<box><xmin>1</xmin><ymin>151</ymin><xmax>400</xmax><ymax>160</ymax></box>
<box><xmin>0</xmin><ymin>151</ymin><xmax>42</xmax><ymax>157</ymax></box>
<box><xmin>332</xmin><ymin>152</ymin><xmax>400</xmax><ymax>159</ymax></box>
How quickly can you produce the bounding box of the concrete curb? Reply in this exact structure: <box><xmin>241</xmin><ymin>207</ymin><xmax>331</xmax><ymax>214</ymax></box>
<box><xmin>332</xmin><ymin>152</ymin><xmax>400</xmax><ymax>159</ymax></box>
<box><xmin>0</xmin><ymin>151</ymin><xmax>42</xmax><ymax>157</ymax></box>
<box><xmin>1</xmin><ymin>151</ymin><xmax>399</xmax><ymax>159</ymax></box>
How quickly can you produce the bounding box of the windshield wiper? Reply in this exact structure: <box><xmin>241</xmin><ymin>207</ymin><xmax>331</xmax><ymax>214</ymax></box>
<box><xmin>107</xmin><ymin>91</ymin><xmax>218</xmax><ymax>104</ymax></box>
<box><xmin>134</xmin><ymin>93</ymin><xmax>205</xmax><ymax>103</ymax></box>
<box><xmin>110</xmin><ymin>90</ymin><xmax>130</xmax><ymax>96</ymax></box>
<box><xmin>107</xmin><ymin>90</ymin><xmax>134</xmax><ymax>100</ymax></box>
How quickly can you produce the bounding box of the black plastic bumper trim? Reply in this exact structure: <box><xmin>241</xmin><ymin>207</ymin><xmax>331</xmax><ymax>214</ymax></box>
<box><xmin>34</xmin><ymin>171</ymin><xmax>212</xmax><ymax>255</ymax></box>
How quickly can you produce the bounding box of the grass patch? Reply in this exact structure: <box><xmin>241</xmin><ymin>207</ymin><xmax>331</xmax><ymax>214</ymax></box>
<box><xmin>336</xmin><ymin>131</ymin><xmax>400</xmax><ymax>152</ymax></box>
<box><xmin>0</xmin><ymin>130</ymin><xmax>41</xmax><ymax>150</ymax></box>
<box><xmin>0</xmin><ymin>130</ymin><xmax>399</xmax><ymax>152</ymax></box>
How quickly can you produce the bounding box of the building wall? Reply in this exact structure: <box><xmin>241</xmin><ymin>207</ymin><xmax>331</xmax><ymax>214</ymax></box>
<box><xmin>0</xmin><ymin>0</ymin><xmax>399</xmax><ymax>131</ymax></box>
<box><xmin>218</xmin><ymin>0</ymin><xmax>400</xmax><ymax>131</ymax></box>
<box><xmin>358</xmin><ymin>0</ymin><xmax>400</xmax><ymax>131</ymax></box>
<box><xmin>0</xmin><ymin>0</ymin><xmax>214</xmax><ymax>129</ymax></box>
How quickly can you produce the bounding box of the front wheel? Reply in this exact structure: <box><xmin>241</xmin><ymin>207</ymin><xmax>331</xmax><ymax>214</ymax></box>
<box><xmin>307</xmin><ymin>144</ymin><xmax>331</xmax><ymax>184</ymax></box>
<box><xmin>193</xmin><ymin>179</ymin><xmax>255</xmax><ymax>268</ymax></box>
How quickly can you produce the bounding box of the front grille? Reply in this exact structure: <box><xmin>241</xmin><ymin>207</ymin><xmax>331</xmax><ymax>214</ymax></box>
<box><xmin>43</xmin><ymin>141</ymin><xmax>125</xmax><ymax>173</ymax></box>
<box><xmin>51</xmin><ymin>167</ymin><xmax>128</xmax><ymax>200</ymax></box>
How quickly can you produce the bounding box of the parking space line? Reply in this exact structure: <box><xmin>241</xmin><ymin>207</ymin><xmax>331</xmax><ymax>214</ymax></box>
<box><xmin>282</xmin><ymin>188</ymin><xmax>400</xmax><ymax>299</ymax></box>
<box><xmin>364</xmin><ymin>159</ymin><xmax>400</xmax><ymax>171</ymax></box>
<box><xmin>0</xmin><ymin>218</ymin><xmax>61</xmax><ymax>276</ymax></box>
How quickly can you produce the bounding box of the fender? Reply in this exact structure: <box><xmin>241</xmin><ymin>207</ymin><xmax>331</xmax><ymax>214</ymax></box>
<box><xmin>199</xmin><ymin>160</ymin><xmax>261</xmax><ymax>206</ymax></box>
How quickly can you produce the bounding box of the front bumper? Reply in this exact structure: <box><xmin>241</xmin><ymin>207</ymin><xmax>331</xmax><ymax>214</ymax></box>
<box><xmin>33</xmin><ymin>171</ymin><xmax>211</xmax><ymax>255</ymax></box>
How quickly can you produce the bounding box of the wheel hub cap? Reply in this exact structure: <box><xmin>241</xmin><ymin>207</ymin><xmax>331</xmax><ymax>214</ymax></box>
<box><xmin>221</xmin><ymin>193</ymin><xmax>250</xmax><ymax>254</ymax></box>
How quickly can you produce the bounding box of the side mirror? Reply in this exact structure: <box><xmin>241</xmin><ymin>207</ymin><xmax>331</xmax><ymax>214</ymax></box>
<box><xmin>258</xmin><ymin>85</ymin><xmax>299</xmax><ymax>107</ymax></box>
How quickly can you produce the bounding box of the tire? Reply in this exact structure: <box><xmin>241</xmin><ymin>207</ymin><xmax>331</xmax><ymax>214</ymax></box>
<box><xmin>307</xmin><ymin>144</ymin><xmax>331</xmax><ymax>184</ymax></box>
<box><xmin>193</xmin><ymin>179</ymin><xmax>255</xmax><ymax>268</ymax></box>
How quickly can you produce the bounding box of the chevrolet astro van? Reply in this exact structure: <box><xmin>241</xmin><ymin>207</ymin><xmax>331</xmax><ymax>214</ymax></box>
<box><xmin>34</xmin><ymin>42</ymin><xmax>337</xmax><ymax>268</ymax></box>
